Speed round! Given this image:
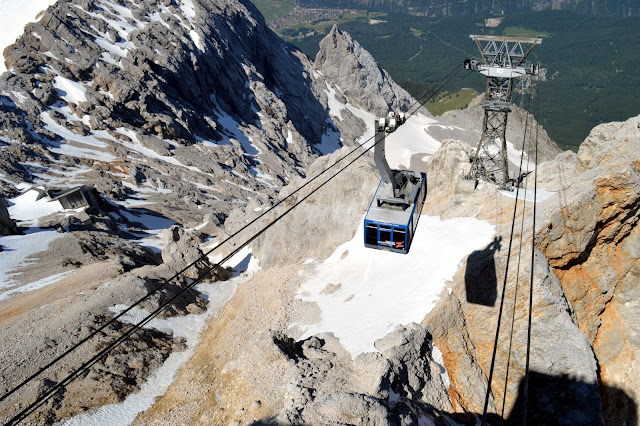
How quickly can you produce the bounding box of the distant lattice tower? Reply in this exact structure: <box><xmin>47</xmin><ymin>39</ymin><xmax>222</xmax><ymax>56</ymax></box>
<box><xmin>464</xmin><ymin>35</ymin><xmax>541</xmax><ymax>189</ymax></box>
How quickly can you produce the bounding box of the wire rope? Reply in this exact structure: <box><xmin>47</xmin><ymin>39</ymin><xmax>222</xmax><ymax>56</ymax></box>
<box><xmin>499</xmin><ymin>94</ymin><xmax>534</xmax><ymax>421</ymax></box>
<box><xmin>480</xmin><ymin>96</ymin><xmax>531</xmax><ymax>426</ymax></box>
<box><xmin>522</xmin><ymin>77</ymin><xmax>541</xmax><ymax>426</ymax></box>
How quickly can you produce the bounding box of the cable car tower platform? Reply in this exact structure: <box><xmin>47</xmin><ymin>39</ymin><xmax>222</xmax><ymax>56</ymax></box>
<box><xmin>460</xmin><ymin>35</ymin><xmax>541</xmax><ymax>192</ymax></box>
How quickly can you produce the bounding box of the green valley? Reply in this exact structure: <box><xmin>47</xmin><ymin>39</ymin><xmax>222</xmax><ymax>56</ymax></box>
<box><xmin>252</xmin><ymin>2</ymin><xmax>640</xmax><ymax>150</ymax></box>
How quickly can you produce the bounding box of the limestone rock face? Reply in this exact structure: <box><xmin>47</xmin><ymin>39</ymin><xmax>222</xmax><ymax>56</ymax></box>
<box><xmin>534</xmin><ymin>115</ymin><xmax>640</xmax><ymax>422</ymax></box>
<box><xmin>222</xmin><ymin>146</ymin><xmax>380</xmax><ymax>267</ymax></box>
<box><xmin>421</xmin><ymin>114</ymin><xmax>640</xmax><ymax>424</ymax></box>
<box><xmin>426</xmin><ymin>139</ymin><xmax>473</xmax><ymax>200</ymax></box>
<box><xmin>315</xmin><ymin>25</ymin><xmax>414</xmax><ymax>117</ymax></box>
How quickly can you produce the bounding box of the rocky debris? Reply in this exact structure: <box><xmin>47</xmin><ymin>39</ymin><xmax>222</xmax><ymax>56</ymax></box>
<box><xmin>316</xmin><ymin>25</ymin><xmax>415</xmax><ymax>117</ymax></box>
<box><xmin>0</xmin><ymin>225</ymin><xmax>225</xmax><ymax>424</ymax></box>
<box><xmin>0</xmin><ymin>197</ymin><xmax>18</xmax><ymax>236</ymax></box>
<box><xmin>42</xmin><ymin>209</ymin><xmax>124</xmax><ymax>235</ymax></box>
<box><xmin>223</xmin><ymin>323</ymin><xmax>452</xmax><ymax>425</ymax></box>
<box><xmin>31</xmin><ymin>322</ymin><xmax>183</xmax><ymax>425</ymax></box>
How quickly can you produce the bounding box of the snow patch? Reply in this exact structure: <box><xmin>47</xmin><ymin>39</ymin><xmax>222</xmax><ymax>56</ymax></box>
<box><xmin>0</xmin><ymin>270</ymin><xmax>74</xmax><ymax>301</ymax></box>
<box><xmin>431</xmin><ymin>345</ymin><xmax>451</xmax><ymax>388</ymax></box>
<box><xmin>0</xmin><ymin>228</ymin><xmax>65</xmax><ymax>296</ymax></box>
<box><xmin>53</xmin><ymin>76</ymin><xmax>88</xmax><ymax>104</ymax></box>
<box><xmin>499</xmin><ymin>187</ymin><xmax>556</xmax><ymax>203</ymax></box>
<box><xmin>212</xmin><ymin>105</ymin><xmax>261</xmax><ymax>157</ymax></box>
<box><xmin>7</xmin><ymin>188</ymin><xmax>64</xmax><ymax>226</ymax></box>
<box><xmin>293</xmin><ymin>215</ymin><xmax>495</xmax><ymax>357</ymax></box>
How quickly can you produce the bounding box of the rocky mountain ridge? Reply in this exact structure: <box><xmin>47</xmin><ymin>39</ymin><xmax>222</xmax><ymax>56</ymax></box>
<box><xmin>0</xmin><ymin>0</ymin><xmax>354</xmax><ymax>227</ymax></box>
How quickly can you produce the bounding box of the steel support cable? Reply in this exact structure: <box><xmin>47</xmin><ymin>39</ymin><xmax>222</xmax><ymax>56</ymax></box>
<box><xmin>480</xmin><ymin>107</ymin><xmax>530</xmax><ymax>426</ymax></box>
<box><xmin>500</xmin><ymin>95</ymin><xmax>534</xmax><ymax>421</ymax></box>
<box><xmin>0</xmin><ymin>63</ymin><xmax>463</xmax><ymax>409</ymax></box>
<box><xmin>4</xmin><ymin>66</ymin><xmax>464</xmax><ymax>424</ymax></box>
<box><xmin>522</xmin><ymin>79</ymin><xmax>541</xmax><ymax>426</ymax></box>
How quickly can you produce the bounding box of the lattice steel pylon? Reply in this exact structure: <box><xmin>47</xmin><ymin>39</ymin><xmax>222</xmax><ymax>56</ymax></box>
<box><xmin>464</xmin><ymin>35</ymin><xmax>541</xmax><ymax>189</ymax></box>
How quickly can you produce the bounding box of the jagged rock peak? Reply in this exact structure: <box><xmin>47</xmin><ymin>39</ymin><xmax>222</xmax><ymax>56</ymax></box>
<box><xmin>0</xmin><ymin>0</ymin><xmax>342</xmax><ymax>224</ymax></box>
<box><xmin>315</xmin><ymin>25</ymin><xmax>416</xmax><ymax>117</ymax></box>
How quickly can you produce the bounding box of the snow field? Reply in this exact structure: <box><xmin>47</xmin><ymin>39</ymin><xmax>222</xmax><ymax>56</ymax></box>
<box><xmin>325</xmin><ymin>84</ymin><xmax>442</xmax><ymax>167</ymax></box>
<box><xmin>293</xmin><ymin>215</ymin><xmax>496</xmax><ymax>357</ymax></box>
<box><xmin>386</xmin><ymin>112</ymin><xmax>441</xmax><ymax>168</ymax></box>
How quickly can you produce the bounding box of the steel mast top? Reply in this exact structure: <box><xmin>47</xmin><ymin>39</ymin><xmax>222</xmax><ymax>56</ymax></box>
<box><xmin>463</xmin><ymin>35</ymin><xmax>541</xmax><ymax>190</ymax></box>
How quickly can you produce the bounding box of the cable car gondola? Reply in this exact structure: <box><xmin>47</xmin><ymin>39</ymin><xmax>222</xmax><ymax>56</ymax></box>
<box><xmin>364</xmin><ymin>113</ymin><xmax>427</xmax><ymax>254</ymax></box>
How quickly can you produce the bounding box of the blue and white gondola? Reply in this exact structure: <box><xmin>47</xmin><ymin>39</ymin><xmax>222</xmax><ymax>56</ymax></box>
<box><xmin>363</xmin><ymin>113</ymin><xmax>427</xmax><ymax>254</ymax></box>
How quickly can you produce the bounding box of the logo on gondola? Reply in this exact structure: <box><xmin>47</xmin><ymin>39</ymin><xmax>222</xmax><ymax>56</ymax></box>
<box><xmin>395</xmin><ymin>241</ymin><xmax>404</xmax><ymax>249</ymax></box>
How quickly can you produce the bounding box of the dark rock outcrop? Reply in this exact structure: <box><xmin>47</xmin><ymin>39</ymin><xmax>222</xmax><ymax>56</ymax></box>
<box><xmin>0</xmin><ymin>198</ymin><xmax>19</xmax><ymax>236</ymax></box>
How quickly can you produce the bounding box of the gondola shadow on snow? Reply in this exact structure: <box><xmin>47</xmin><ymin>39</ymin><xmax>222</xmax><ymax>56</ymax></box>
<box><xmin>465</xmin><ymin>236</ymin><xmax>502</xmax><ymax>307</ymax></box>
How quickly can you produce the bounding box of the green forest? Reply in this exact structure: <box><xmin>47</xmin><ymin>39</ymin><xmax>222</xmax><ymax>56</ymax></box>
<box><xmin>286</xmin><ymin>11</ymin><xmax>640</xmax><ymax>150</ymax></box>
<box><xmin>297</xmin><ymin>0</ymin><xmax>639</xmax><ymax>16</ymax></box>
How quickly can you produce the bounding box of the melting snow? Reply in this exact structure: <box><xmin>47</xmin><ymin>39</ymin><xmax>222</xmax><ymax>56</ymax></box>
<box><xmin>249</xmin><ymin>167</ymin><xmax>278</xmax><ymax>189</ymax></box>
<box><xmin>119</xmin><ymin>209</ymin><xmax>176</xmax><ymax>253</ymax></box>
<box><xmin>499</xmin><ymin>187</ymin><xmax>556</xmax><ymax>203</ymax></box>
<box><xmin>213</xmin><ymin>106</ymin><xmax>261</xmax><ymax>157</ymax></box>
<box><xmin>40</xmin><ymin>106</ymin><xmax>117</xmax><ymax>161</ymax></box>
<box><xmin>0</xmin><ymin>270</ymin><xmax>74</xmax><ymax>302</ymax></box>
<box><xmin>293</xmin><ymin>215</ymin><xmax>495</xmax><ymax>357</ymax></box>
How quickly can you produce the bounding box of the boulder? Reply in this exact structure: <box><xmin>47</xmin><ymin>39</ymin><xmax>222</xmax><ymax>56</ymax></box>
<box><xmin>161</xmin><ymin>225</ymin><xmax>230</xmax><ymax>281</ymax></box>
<box><xmin>0</xmin><ymin>198</ymin><xmax>18</xmax><ymax>236</ymax></box>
